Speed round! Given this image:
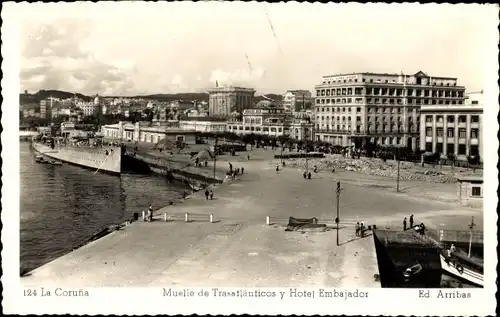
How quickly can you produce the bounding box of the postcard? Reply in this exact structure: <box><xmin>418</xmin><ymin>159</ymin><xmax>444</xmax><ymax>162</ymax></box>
<box><xmin>1</xmin><ymin>2</ymin><xmax>498</xmax><ymax>316</ymax></box>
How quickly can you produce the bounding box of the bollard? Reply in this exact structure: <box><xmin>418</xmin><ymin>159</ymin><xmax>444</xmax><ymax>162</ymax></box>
<box><xmin>185</xmin><ymin>213</ymin><xmax>189</xmax><ymax>222</ymax></box>
<box><xmin>142</xmin><ymin>211</ymin><xmax>146</xmax><ymax>221</ymax></box>
<box><xmin>209</xmin><ymin>214</ymin><xmax>214</xmax><ymax>223</ymax></box>
<box><xmin>266</xmin><ymin>216</ymin><xmax>270</xmax><ymax>226</ymax></box>
<box><xmin>164</xmin><ymin>213</ymin><xmax>168</xmax><ymax>222</ymax></box>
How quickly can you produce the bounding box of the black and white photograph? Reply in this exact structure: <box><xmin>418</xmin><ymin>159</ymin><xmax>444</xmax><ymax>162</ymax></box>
<box><xmin>1</xmin><ymin>2</ymin><xmax>498</xmax><ymax>315</ymax></box>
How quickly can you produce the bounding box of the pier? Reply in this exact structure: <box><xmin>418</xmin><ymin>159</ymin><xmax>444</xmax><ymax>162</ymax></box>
<box><xmin>21</xmin><ymin>149</ymin><xmax>483</xmax><ymax>287</ymax></box>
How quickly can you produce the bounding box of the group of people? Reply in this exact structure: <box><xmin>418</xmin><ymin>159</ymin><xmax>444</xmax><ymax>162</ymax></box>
<box><xmin>355</xmin><ymin>221</ymin><xmax>366</xmax><ymax>238</ymax></box>
<box><xmin>204</xmin><ymin>188</ymin><xmax>214</xmax><ymax>200</ymax></box>
<box><xmin>403</xmin><ymin>214</ymin><xmax>427</xmax><ymax>235</ymax></box>
<box><xmin>302</xmin><ymin>171</ymin><xmax>312</xmax><ymax>179</ymax></box>
<box><xmin>226</xmin><ymin>162</ymin><xmax>244</xmax><ymax>181</ymax></box>
<box><xmin>194</xmin><ymin>157</ymin><xmax>208</xmax><ymax>167</ymax></box>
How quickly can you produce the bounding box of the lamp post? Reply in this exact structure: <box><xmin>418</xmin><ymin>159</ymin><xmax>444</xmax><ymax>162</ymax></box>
<box><xmin>213</xmin><ymin>136</ymin><xmax>218</xmax><ymax>180</ymax></box>
<box><xmin>335</xmin><ymin>181</ymin><xmax>342</xmax><ymax>246</ymax></box>
<box><xmin>397</xmin><ymin>146</ymin><xmax>401</xmax><ymax>192</ymax></box>
<box><xmin>468</xmin><ymin>216</ymin><xmax>475</xmax><ymax>257</ymax></box>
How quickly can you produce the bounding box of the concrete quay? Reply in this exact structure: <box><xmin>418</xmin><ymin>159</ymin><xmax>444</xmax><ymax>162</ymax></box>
<box><xmin>22</xmin><ymin>149</ymin><xmax>482</xmax><ymax>287</ymax></box>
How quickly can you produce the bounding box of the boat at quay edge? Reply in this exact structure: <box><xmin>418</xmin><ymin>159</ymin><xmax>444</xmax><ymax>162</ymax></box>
<box><xmin>32</xmin><ymin>136</ymin><xmax>123</xmax><ymax>175</ymax></box>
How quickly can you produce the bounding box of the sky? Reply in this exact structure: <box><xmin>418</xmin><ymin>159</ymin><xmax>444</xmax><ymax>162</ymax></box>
<box><xmin>16</xmin><ymin>2</ymin><xmax>498</xmax><ymax>96</ymax></box>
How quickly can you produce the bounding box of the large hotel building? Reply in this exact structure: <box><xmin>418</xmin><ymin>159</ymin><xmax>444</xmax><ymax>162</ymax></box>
<box><xmin>208</xmin><ymin>86</ymin><xmax>256</xmax><ymax>118</ymax></box>
<box><xmin>313</xmin><ymin>71</ymin><xmax>465</xmax><ymax>150</ymax></box>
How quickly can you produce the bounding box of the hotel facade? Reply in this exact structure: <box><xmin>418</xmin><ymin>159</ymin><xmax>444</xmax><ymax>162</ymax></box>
<box><xmin>313</xmin><ymin>71</ymin><xmax>466</xmax><ymax>150</ymax></box>
<box><xmin>208</xmin><ymin>86</ymin><xmax>256</xmax><ymax>118</ymax></box>
<box><xmin>419</xmin><ymin>91</ymin><xmax>483</xmax><ymax>160</ymax></box>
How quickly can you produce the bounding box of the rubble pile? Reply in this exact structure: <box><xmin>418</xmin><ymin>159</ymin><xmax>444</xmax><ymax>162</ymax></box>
<box><xmin>287</xmin><ymin>156</ymin><xmax>477</xmax><ymax>183</ymax></box>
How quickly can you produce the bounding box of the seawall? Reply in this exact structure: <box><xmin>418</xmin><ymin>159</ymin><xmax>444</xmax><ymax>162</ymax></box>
<box><xmin>123</xmin><ymin>151</ymin><xmax>224</xmax><ymax>190</ymax></box>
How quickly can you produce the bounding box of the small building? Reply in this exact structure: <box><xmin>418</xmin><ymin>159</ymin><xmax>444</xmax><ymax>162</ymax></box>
<box><xmin>101</xmin><ymin>121</ymin><xmax>198</xmax><ymax>145</ymax></box>
<box><xmin>457</xmin><ymin>175</ymin><xmax>483</xmax><ymax>208</ymax></box>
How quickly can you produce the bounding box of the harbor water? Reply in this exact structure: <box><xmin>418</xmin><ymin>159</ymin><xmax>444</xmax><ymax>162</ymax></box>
<box><xmin>20</xmin><ymin>142</ymin><xmax>190</xmax><ymax>274</ymax></box>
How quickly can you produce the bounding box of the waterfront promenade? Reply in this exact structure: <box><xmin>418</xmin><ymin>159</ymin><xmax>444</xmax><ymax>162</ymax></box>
<box><xmin>22</xmin><ymin>149</ymin><xmax>482</xmax><ymax>287</ymax></box>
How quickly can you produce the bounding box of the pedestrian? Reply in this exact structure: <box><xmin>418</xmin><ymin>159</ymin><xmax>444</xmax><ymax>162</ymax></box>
<box><xmin>209</xmin><ymin>190</ymin><xmax>213</xmax><ymax>200</ymax></box>
<box><xmin>355</xmin><ymin>222</ymin><xmax>360</xmax><ymax>237</ymax></box>
<box><xmin>204</xmin><ymin>160</ymin><xmax>208</xmax><ymax>167</ymax></box>
<box><xmin>241</xmin><ymin>167</ymin><xmax>244</xmax><ymax>174</ymax></box>
<box><xmin>205</xmin><ymin>189</ymin><xmax>209</xmax><ymax>200</ymax></box>
<box><xmin>229</xmin><ymin>163</ymin><xmax>233</xmax><ymax>173</ymax></box>
<box><xmin>247</xmin><ymin>154</ymin><xmax>250</xmax><ymax>160</ymax></box>
<box><xmin>282</xmin><ymin>161</ymin><xmax>286</xmax><ymax>167</ymax></box>
<box><xmin>308</xmin><ymin>172</ymin><xmax>311</xmax><ymax>179</ymax></box>
<box><xmin>276</xmin><ymin>165</ymin><xmax>279</xmax><ymax>174</ymax></box>
<box><xmin>421</xmin><ymin>223</ymin><xmax>426</xmax><ymax>236</ymax></box>
<box><xmin>409</xmin><ymin>214</ymin><xmax>414</xmax><ymax>229</ymax></box>
<box><xmin>360</xmin><ymin>221</ymin><xmax>365</xmax><ymax>238</ymax></box>
<box><xmin>403</xmin><ymin>217</ymin><xmax>407</xmax><ymax>231</ymax></box>
<box><xmin>148</xmin><ymin>204</ymin><xmax>153</xmax><ymax>222</ymax></box>
<box><xmin>303</xmin><ymin>171</ymin><xmax>307</xmax><ymax>179</ymax></box>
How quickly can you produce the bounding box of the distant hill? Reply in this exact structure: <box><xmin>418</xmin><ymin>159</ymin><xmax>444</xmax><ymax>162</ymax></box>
<box><xmin>254</xmin><ymin>94</ymin><xmax>283</xmax><ymax>103</ymax></box>
<box><xmin>20</xmin><ymin>90</ymin><xmax>283</xmax><ymax>105</ymax></box>
<box><xmin>20</xmin><ymin>90</ymin><xmax>92</xmax><ymax>104</ymax></box>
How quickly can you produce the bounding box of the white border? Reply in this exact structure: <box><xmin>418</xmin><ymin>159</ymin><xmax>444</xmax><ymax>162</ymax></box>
<box><xmin>2</xmin><ymin>2</ymin><xmax>498</xmax><ymax>316</ymax></box>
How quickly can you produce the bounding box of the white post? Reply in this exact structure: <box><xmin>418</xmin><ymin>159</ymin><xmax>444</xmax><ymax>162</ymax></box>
<box><xmin>266</xmin><ymin>216</ymin><xmax>270</xmax><ymax>226</ymax></box>
<box><xmin>164</xmin><ymin>213</ymin><xmax>168</xmax><ymax>222</ymax></box>
<box><xmin>185</xmin><ymin>213</ymin><xmax>189</xmax><ymax>222</ymax></box>
<box><xmin>142</xmin><ymin>211</ymin><xmax>146</xmax><ymax>221</ymax></box>
<box><xmin>210</xmin><ymin>214</ymin><xmax>214</xmax><ymax>223</ymax></box>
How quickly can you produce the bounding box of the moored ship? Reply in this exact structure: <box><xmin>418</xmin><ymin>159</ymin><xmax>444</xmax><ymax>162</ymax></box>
<box><xmin>440</xmin><ymin>247</ymin><xmax>483</xmax><ymax>287</ymax></box>
<box><xmin>32</xmin><ymin>135</ymin><xmax>123</xmax><ymax>175</ymax></box>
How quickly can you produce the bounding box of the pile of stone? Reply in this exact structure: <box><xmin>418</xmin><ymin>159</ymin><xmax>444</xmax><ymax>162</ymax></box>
<box><xmin>286</xmin><ymin>156</ymin><xmax>477</xmax><ymax>183</ymax></box>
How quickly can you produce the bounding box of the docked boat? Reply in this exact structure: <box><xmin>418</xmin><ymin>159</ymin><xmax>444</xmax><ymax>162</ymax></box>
<box><xmin>440</xmin><ymin>248</ymin><xmax>483</xmax><ymax>287</ymax></box>
<box><xmin>403</xmin><ymin>263</ymin><xmax>423</xmax><ymax>281</ymax></box>
<box><xmin>32</xmin><ymin>135</ymin><xmax>123</xmax><ymax>175</ymax></box>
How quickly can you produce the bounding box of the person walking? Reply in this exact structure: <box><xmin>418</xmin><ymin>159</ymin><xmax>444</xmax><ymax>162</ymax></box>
<box><xmin>360</xmin><ymin>221</ymin><xmax>365</xmax><ymax>238</ymax></box>
<box><xmin>409</xmin><ymin>214</ymin><xmax>414</xmax><ymax>229</ymax></box>
<box><xmin>307</xmin><ymin>171</ymin><xmax>312</xmax><ymax>179</ymax></box>
<box><xmin>403</xmin><ymin>217</ymin><xmax>407</xmax><ymax>231</ymax></box>
<box><xmin>355</xmin><ymin>222</ymin><xmax>360</xmax><ymax>237</ymax></box>
<box><xmin>276</xmin><ymin>165</ymin><xmax>279</xmax><ymax>174</ymax></box>
<box><xmin>204</xmin><ymin>189</ymin><xmax>209</xmax><ymax>200</ymax></box>
<box><xmin>303</xmin><ymin>171</ymin><xmax>307</xmax><ymax>179</ymax></box>
<box><xmin>241</xmin><ymin>167</ymin><xmax>244</xmax><ymax>174</ymax></box>
<box><xmin>209</xmin><ymin>190</ymin><xmax>213</xmax><ymax>200</ymax></box>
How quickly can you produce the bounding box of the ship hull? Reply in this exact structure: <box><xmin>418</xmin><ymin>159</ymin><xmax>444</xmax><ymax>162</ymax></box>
<box><xmin>32</xmin><ymin>142</ymin><xmax>122</xmax><ymax>176</ymax></box>
<box><xmin>440</xmin><ymin>254</ymin><xmax>483</xmax><ymax>287</ymax></box>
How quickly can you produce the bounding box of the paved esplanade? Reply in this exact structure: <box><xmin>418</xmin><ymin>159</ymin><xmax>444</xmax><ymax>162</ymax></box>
<box><xmin>22</xmin><ymin>150</ymin><xmax>482</xmax><ymax>287</ymax></box>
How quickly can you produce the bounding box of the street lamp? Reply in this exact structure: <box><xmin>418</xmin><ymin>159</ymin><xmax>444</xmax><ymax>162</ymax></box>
<box><xmin>397</xmin><ymin>146</ymin><xmax>401</xmax><ymax>192</ymax></box>
<box><xmin>335</xmin><ymin>181</ymin><xmax>342</xmax><ymax>246</ymax></box>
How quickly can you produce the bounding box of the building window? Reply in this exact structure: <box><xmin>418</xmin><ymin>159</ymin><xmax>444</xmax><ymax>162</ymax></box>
<box><xmin>470</xmin><ymin>145</ymin><xmax>479</xmax><ymax>155</ymax></box>
<box><xmin>425</xmin><ymin>115</ymin><xmax>432</xmax><ymax>123</ymax></box>
<box><xmin>471</xmin><ymin>187</ymin><xmax>481</xmax><ymax>197</ymax></box>
<box><xmin>437</xmin><ymin>128</ymin><xmax>443</xmax><ymax>137</ymax></box>
<box><xmin>471</xmin><ymin>115</ymin><xmax>479</xmax><ymax>123</ymax></box>
<box><xmin>356</xmin><ymin>107</ymin><xmax>361</xmax><ymax>112</ymax></box>
<box><xmin>447</xmin><ymin>144</ymin><xmax>454</xmax><ymax>154</ymax></box>
<box><xmin>459</xmin><ymin>128</ymin><xmax>466</xmax><ymax>138</ymax></box>
<box><xmin>458</xmin><ymin>115</ymin><xmax>466</xmax><ymax>123</ymax></box>
<box><xmin>471</xmin><ymin>128</ymin><xmax>479</xmax><ymax>138</ymax></box>
<box><xmin>447</xmin><ymin>128</ymin><xmax>454</xmax><ymax>138</ymax></box>
<box><xmin>447</xmin><ymin>116</ymin><xmax>455</xmax><ymax>123</ymax></box>
<box><xmin>426</xmin><ymin>127</ymin><xmax>432</xmax><ymax>137</ymax></box>
<box><xmin>436</xmin><ymin>143</ymin><xmax>443</xmax><ymax>154</ymax></box>
<box><xmin>425</xmin><ymin>142</ymin><xmax>432</xmax><ymax>152</ymax></box>
<box><xmin>458</xmin><ymin>144</ymin><xmax>466</xmax><ymax>155</ymax></box>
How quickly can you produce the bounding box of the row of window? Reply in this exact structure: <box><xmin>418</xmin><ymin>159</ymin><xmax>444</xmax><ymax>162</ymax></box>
<box><xmin>319</xmin><ymin>77</ymin><xmax>458</xmax><ymax>86</ymax></box>
<box><xmin>228</xmin><ymin>125</ymin><xmax>283</xmax><ymax>133</ymax></box>
<box><xmin>316</xmin><ymin>106</ymin><xmax>419</xmax><ymax>115</ymax></box>
<box><xmin>424</xmin><ymin>115</ymin><xmax>480</xmax><ymax>123</ymax></box>
<box><xmin>425</xmin><ymin>127</ymin><xmax>480</xmax><ymax>139</ymax></box>
<box><xmin>316</xmin><ymin>106</ymin><xmax>362</xmax><ymax>113</ymax></box>
<box><xmin>315</xmin><ymin>97</ymin><xmax>463</xmax><ymax>105</ymax></box>
<box><xmin>316</xmin><ymin>87</ymin><xmax>463</xmax><ymax>98</ymax></box>
<box><xmin>424</xmin><ymin>143</ymin><xmax>479</xmax><ymax>156</ymax></box>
